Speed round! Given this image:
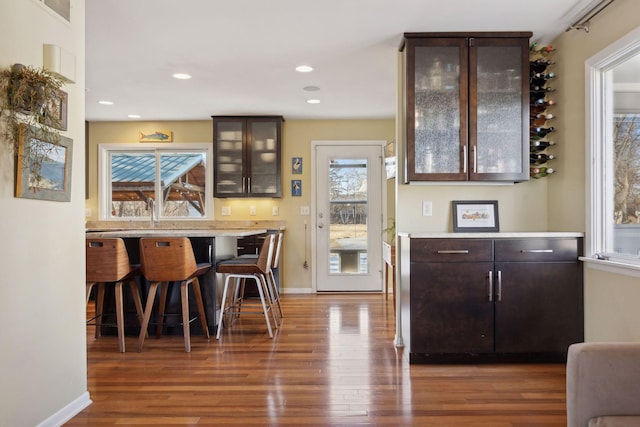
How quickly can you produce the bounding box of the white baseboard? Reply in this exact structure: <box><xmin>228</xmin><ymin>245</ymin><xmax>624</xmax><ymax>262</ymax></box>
<box><xmin>37</xmin><ymin>391</ymin><xmax>92</xmax><ymax>427</ymax></box>
<box><xmin>280</xmin><ymin>287</ymin><xmax>313</xmax><ymax>294</ymax></box>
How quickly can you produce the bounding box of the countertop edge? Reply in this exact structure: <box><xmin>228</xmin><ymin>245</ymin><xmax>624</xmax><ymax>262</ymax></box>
<box><xmin>86</xmin><ymin>229</ymin><xmax>267</xmax><ymax>238</ymax></box>
<box><xmin>398</xmin><ymin>231</ymin><xmax>584</xmax><ymax>238</ymax></box>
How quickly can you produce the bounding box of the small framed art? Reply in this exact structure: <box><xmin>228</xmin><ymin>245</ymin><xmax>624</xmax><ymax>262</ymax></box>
<box><xmin>452</xmin><ymin>200</ymin><xmax>499</xmax><ymax>232</ymax></box>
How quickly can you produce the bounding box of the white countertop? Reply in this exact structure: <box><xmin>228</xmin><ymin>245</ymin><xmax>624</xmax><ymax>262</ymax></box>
<box><xmin>398</xmin><ymin>231</ymin><xmax>584</xmax><ymax>239</ymax></box>
<box><xmin>86</xmin><ymin>228</ymin><xmax>266</xmax><ymax>238</ymax></box>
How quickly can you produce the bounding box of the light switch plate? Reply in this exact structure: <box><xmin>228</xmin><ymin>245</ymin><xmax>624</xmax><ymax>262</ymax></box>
<box><xmin>300</xmin><ymin>206</ymin><xmax>310</xmax><ymax>215</ymax></box>
<box><xmin>221</xmin><ymin>206</ymin><xmax>231</xmax><ymax>216</ymax></box>
<box><xmin>422</xmin><ymin>201</ymin><xmax>433</xmax><ymax>217</ymax></box>
<box><xmin>272</xmin><ymin>206</ymin><xmax>279</xmax><ymax>216</ymax></box>
<box><xmin>250</xmin><ymin>206</ymin><xmax>257</xmax><ymax>216</ymax></box>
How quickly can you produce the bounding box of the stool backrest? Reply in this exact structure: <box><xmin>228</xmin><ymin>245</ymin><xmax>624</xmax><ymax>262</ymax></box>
<box><xmin>139</xmin><ymin>237</ymin><xmax>197</xmax><ymax>282</ymax></box>
<box><xmin>256</xmin><ymin>233</ymin><xmax>276</xmax><ymax>274</ymax></box>
<box><xmin>86</xmin><ymin>238</ymin><xmax>132</xmax><ymax>282</ymax></box>
<box><xmin>271</xmin><ymin>232</ymin><xmax>284</xmax><ymax>269</ymax></box>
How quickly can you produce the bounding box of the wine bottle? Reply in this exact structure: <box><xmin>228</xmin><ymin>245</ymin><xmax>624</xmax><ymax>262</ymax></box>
<box><xmin>530</xmin><ymin>113</ymin><xmax>554</xmax><ymax>126</ymax></box>
<box><xmin>530</xmin><ymin>140</ymin><xmax>556</xmax><ymax>152</ymax></box>
<box><xmin>530</xmin><ymin>167</ymin><xmax>555</xmax><ymax>178</ymax></box>
<box><xmin>530</xmin><ymin>43</ymin><xmax>556</xmax><ymax>53</ymax></box>
<box><xmin>530</xmin><ymin>59</ymin><xmax>555</xmax><ymax>73</ymax></box>
<box><xmin>531</xmin><ymin>126</ymin><xmax>555</xmax><ymax>140</ymax></box>
<box><xmin>530</xmin><ymin>100</ymin><xmax>556</xmax><ymax>112</ymax></box>
<box><xmin>530</xmin><ymin>86</ymin><xmax>555</xmax><ymax>93</ymax></box>
<box><xmin>530</xmin><ymin>72</ymin><xmax>555</xmax><ymax>86</ymax></box>
<box><xmin>530</xmin><ymin>153</ymin><xmax>555</xmax><ymax>165</ymax></box>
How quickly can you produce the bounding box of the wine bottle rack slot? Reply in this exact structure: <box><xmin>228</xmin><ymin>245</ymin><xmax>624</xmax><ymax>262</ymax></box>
<box><xmin>529</xmin><ymin>43</ymin><xmax>556</xmax><ymax>179</ymax></box>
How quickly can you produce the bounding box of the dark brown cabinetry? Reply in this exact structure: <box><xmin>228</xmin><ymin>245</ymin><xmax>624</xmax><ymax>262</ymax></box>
<box><xmin>401</xmin><ymin>32</ymin><xmax>531</xmax><ymax>182</ymax></box>
<box><xmin>407</xmin><ymin>236</ymin><xmax>583</xmax><ymax>363</ymax></box>
<box><xmin>212</xmin><ymin>116</ymin><xmax>282</xmax><ymax>197</ymax></box>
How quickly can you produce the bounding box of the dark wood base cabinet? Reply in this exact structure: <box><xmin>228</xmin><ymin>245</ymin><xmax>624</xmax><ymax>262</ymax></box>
<box><xmin>402</xmin><ymin>235</ymin><xmax>584</xmax><ymax>364</ymax></box>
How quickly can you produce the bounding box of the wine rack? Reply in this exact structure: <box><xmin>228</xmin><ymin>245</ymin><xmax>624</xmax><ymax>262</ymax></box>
<box><xmin>529</xmin><ymin>43</ymin><xmax>556</xmax><ymax>179</ymax></box>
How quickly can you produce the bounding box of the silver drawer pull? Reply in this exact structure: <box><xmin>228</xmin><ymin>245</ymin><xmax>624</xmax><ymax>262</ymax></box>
<box><xmin>436</xmin><ymin>250</ymin><xmax>470</xmax><ymax>254</ymax></box>
<box><xmin>520</xmin><ymin>249</ymin><xmax>553</xmax><ymax>253</ymax></box>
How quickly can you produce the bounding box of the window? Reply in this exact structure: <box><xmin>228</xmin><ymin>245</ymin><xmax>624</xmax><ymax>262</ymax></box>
<box><xmin>586</xmin><ymin>26</ymin><xmax>640</xmax><ymax>273</ymax></box>
<box><xmin>98</xmin><ymin>143</ymin><xmax>213</xmax><ymax>221</ymax></box>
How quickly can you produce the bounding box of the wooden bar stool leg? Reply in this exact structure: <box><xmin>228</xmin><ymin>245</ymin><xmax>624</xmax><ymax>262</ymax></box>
<box><xmin>86</xmin><ymin>282</ymin><xmax>96</xmax><ymax>305</ymax></box>
<box><xmin>95</xmin><ymin>283</ymin><xmax>105</xmax><ymax>339</ymax></box>
<box><xmin>137</xmin><ymin>281</ymin><xmax>160</xmax><ymax>352</ymax></box>
<box><xmin>127</xmin><ymin>280</ymin><xmax>147</xmax><ymax>338</ymax></box>
<box><xmin>114</xmin><ymin>281</ymin><xmax>126</xmax><ymax>353</ymax></box>
<box><xmin>156</xmin><ymin>282</ymin><xmax>169</xmax><ymax>338</ymax></box>
<box><xmin>180</xmin><ymin>281</ymin><xmax>191</xmax><ymax>352</ymax></box>
<box><xmin>192</xmin><ymin>277</ymin><xmax>210</xmax><ymax>339</ymax></box>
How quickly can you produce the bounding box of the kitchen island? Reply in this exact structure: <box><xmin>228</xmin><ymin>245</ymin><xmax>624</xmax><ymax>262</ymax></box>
<box><xmin>86</xmin><ymin>227</ymin><xmax>268</xmax><ymax>337</ymax></box>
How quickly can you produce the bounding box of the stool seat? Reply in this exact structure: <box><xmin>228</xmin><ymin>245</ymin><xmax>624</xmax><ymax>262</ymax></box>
<box><xmin>86</xmin><ymin>238</ymin><xmax>144</xmax><ymax>353</ymax></box>
<box><xmin>137</xmin><ymin>237</ymin><xmax>210</xmax><ymax>352</ymax></box>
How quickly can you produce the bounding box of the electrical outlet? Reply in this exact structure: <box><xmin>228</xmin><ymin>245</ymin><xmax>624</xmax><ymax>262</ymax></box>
<box><xmin>221</xmin><ymin>206</ymin><xmax>231</xmax><ymax>216</ymax></box>
<box><xmin>250</xmin><ymin>206</ymin><xmax>256</xmax><ymax>216</ymax></box>
<box><xmin>272</xmin><ymin>206</ymin><xmax>279</xmax><ymax>216</ymax></box>
<box><xmin>85</xmin><ymin>208</ymin><xmax>92</xmax><ymax>217</ymax></box>
<box><xmin>422</xmin><ymin>201</ymin><xmax>433</xmax><ymax>217</ymax></box>
<box><xmin>300</xmin><ymin>206</ymin><xmax>310</xmax><ymax>215</ymax></box>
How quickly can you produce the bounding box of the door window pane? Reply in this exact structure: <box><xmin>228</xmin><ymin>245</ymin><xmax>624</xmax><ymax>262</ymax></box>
<box><xmin>328</xmin><ymin>158</ymin><xmax>368</xmax><ymax>274</ymax></box>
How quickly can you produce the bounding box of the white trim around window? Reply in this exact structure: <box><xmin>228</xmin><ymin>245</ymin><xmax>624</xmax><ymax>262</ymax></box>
<box><xmin>584</xmin><ymin>25</ymin><xmax>640</xmax><ymax>276</ymax></box>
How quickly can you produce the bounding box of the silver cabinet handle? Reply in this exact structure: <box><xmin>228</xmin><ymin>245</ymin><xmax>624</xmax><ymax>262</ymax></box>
<box><xmin>497</xmin><ymin>270</ymin><xmax>502</xmax><ymax>302</ymax></box>
<box><xmin>436</xmin><ymin>250</ymin><xmax>470</xmax><ymax>254</ymax></box>
<box><xmin>463</xmin><ymin>145</ymin><xmax>467</xmax><ymax>174</ymax></box>
<box><xmin>520</xmin><ymin>249</ymin><xmax>553</xmax><ymax>253</ymax></box>
<box><xmin>247</xmin><ymin>177</ymin><xmax>251</xmax><ymax>192</ymax></box>
<box><xmin>488</xmin><ymin>271</ymin><xmax>493</xmax><ymax>302</ymax></box>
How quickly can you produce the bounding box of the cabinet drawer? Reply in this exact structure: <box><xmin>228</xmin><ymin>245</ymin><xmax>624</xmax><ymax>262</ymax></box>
<box><xmin>411</xmin><ymin>239</ymin><xmax>492</xmax><ymax>262</ymax></box>
<box><xmin>494</xmin><ymin>238</ymin><xmax>580</xmax><ymax>262</ymax></box>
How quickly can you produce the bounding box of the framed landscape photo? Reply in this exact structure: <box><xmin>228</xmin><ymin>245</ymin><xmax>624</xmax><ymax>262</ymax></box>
<box><xmin>452</xmin><ymin>200</ymin><xmax>499</xmax><ymax>232</ymax></box>
<box><xmin>15</xmin><ymin>124</ymin><xmax>73</xmax><ymax>202</ymax></box>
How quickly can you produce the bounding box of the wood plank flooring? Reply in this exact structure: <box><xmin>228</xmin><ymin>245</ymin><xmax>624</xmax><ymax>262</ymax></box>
<box><xmin>68</xmin><ymin>293</ymin><xmax>568</xmax><ymax>426</ymax></box>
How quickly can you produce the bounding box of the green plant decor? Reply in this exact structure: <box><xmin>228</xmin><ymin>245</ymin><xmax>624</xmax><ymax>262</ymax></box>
<box><xmin>0</xmin><ymin>64</ymin><xmax>64</xmax><ymax>180</ymax></box>
<box><xmin>383</xmin><ymin>217</ymin><xmax>396</xmax><ymax>242</ymax></box>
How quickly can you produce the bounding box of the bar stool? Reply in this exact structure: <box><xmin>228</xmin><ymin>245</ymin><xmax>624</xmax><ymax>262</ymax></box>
<box><xmin>86</xmin><ymin>238</ymin><xmax>144</xmax><ymax>353</ymax></box>
<box><xmin>238</xmin><ymin>232</ymin><xmax>284</xmax><ymax>322</ymax></box>
<box><xmin>216</xmin><ymin>233</ymin><xmax>276</xmax><ymax>339</ymax></box>
<box><xmin>137</xmin><ymin>237</ymin><xmax>210</xmax><ymax>352</ymax></box>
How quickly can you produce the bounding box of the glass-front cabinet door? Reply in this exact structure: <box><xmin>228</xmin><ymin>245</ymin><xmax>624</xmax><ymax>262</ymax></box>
<box><xmin>470</xmin><ymin>37</ymin><xmax>529</xmax><ymax>181</ymax></box>
<box><xmin>213</xmin><ymin>116</ymin><xmax>282</xmax><ymax>197</ymax></box>
<box><xmin>406</xmin><ymin>37</ymin><xmax>467</xmax><ymax>180</ymax></box>
<box><xmin>403</xmin><ymin>33</ymin><xmax>530</xmax><ymax>182</ymax></box>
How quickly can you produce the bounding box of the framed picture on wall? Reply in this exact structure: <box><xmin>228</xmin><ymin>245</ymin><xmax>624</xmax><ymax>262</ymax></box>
<box><xmin>452</xmin><ymin>200</ymin><xmax>499</xmax><ymax>232</ymax></box>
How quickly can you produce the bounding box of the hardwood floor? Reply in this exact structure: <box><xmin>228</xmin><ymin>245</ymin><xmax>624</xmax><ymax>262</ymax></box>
<box><xmin>68</xmin><ymin>293</ymin><xmax>568</xmax><ymax>426</ymax></box>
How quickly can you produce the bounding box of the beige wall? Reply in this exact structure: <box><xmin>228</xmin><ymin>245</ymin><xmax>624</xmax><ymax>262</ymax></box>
<box><xmin>550</xmin><ymin>0</ymin><xmax>640</xmax><ymax>342</ymax></box>
<box><xmin>0</xmin><ymin>0</ymin><xmax>87</xmax><ymax>425</ymax></box>
<box><xmin>86</xmin><ymin>119</ymin><xmax>395</xmax><ymax>291</ymax></box>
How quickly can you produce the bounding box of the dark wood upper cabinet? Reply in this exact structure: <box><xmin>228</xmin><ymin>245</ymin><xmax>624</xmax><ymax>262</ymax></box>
<box><xmin>212</xmin><ymin>116</ymin><xmax>283</xmax><ymax>198</ymax></box>
<box><xmin>401</xmin><ymin>32</ymin><xmax>532</xmax><ymax>182</ymax></box>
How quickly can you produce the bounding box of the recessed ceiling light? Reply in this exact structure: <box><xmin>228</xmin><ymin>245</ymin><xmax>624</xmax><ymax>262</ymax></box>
<box><xmin>296</xmin><ymin>65</ymin><xmax>313</xmax><ymax>73</ymax></box>
<box><xmin>303</xmin><ymin>85</ymin><xmax>320</xmax><ymax>92</ymax></box>
<box><xmin>306</xmin><ymin>99</ymin><xmax>321</xmax><ymax>104</ymax></box>
<box><xmin>127</xmin><ymin>114</ymin><xmax>141</xmax><ymax>119</ymax></box>
<box><xmin>172</xmin><ymin>73</ymin><xmax>192</xmax><ymax>80</ymax></box>
<box><xmin>98</xmin><ymin>100</ymin><xmax>114</xmax><ymax>105</ymax></box>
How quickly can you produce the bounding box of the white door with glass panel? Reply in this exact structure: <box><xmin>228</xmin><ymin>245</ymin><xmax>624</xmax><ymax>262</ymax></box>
<box><xmin>314</xmin><ymin>142</ymin><xmax>384</xmax><ymax>292</ymax></box>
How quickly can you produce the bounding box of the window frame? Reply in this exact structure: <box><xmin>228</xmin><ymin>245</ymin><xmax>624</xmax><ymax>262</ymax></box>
<box><xmin>585</xmin><ymin>25</ymin><xmax>640</xmax><ymax>276</ymax></box>
<box><xmin>98</xmin><ymin>142</ymin><xmax>213</xmax><ymax>221</ymax></box>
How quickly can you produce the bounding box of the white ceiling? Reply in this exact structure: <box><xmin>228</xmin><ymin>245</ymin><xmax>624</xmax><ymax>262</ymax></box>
<box><xmin>85</xmin><ymin>0</ymin><xmax>605</xmax><ymax>122</ymax></box>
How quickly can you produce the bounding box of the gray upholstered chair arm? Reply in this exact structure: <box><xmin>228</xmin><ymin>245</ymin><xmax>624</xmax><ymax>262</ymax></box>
<box><xmin>567</xmin><ymin>342</ymin><xmax>640</xmax><ymax>427</ymax></box>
